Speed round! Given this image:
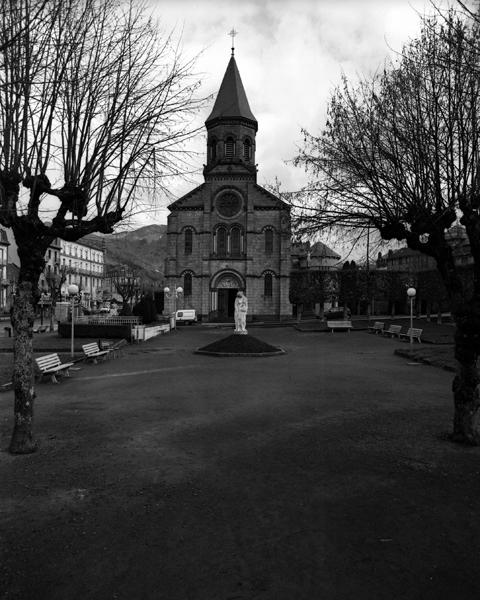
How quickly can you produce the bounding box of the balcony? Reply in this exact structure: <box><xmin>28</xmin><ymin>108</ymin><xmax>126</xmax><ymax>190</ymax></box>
<box><xmin>65</xmin><ymin>266</ymin><xmax>104</xmax><ymax>276</ymax></box>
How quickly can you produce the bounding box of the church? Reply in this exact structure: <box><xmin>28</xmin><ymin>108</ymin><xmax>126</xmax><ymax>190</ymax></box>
<box><xmin>164</xmin><ymin>51</ymin><xmax>292</xmax><ymax>322</ymax></box>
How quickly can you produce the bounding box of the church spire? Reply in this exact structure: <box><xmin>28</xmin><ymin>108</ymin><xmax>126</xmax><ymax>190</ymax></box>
<box><xmin>205</xmin><ymin>54</ymin><xmax>257</xmax><ymax>129</ymax></box>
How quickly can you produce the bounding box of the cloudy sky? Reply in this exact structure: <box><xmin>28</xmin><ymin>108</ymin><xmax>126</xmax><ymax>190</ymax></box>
<box><xmin>142</xmin><ymin>0</ymin><xmax>449</xmax><ymax>227</ymax></box>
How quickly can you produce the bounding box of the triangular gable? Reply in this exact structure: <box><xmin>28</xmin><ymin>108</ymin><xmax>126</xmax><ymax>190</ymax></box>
<box><xmin>254</xmin><ymin>184</ymin><xmax>291</xmax><ymax>210</ymax></box>
<box><xmin>167</xmin><ymin>184</ymin><xmax>206</xmax><ymax>211</ymax></box>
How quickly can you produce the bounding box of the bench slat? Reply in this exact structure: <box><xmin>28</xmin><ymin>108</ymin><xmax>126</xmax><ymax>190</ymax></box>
<box><xmin>82</xmin><ymin>342</ymin><xmax>111</xmax><ymax>362</ymax></box>
<box><xmin>368</xmin><ymin>322</ymin><xmax>384</xmax><ymax>333</ymax></box>
<box><xmin>399</xmin><ymin>328</ymin><xmax>423</xmax><ymax>342</ymax></box>
<box><xmin>327</xmin><ymin>320</ymin><xmax>352</xmax><ymax>332</ymax></box>
<box><xmin>382</xmin><ymin>325</ymin><xmax>402</xmax><ymax>337</ymax></box>
<box><xmin>35</xmin><ymin>353</ymin><xmax>73</xmax><ymax>383</ymax></box>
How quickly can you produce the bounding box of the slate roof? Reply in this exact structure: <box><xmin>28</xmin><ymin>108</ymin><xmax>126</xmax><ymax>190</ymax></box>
<box><xmin>205</xmin><ymin>56</ymin><xmax>257</xmax><ymax>127</ymax></box>
<box><xmin>310</xmin><ymin>241</ymin><xmax>341</xmax><ymax>259</ymax></box>
<box><xmin>291</xmin><ymin>241</ymin><xmax>340</xmax><ymax>259</ymax></box>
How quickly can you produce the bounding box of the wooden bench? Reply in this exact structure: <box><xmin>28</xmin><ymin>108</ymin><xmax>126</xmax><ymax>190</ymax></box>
<box><xmin>327</xmin><ymin>320</ymin><xmax>353</xmax><ymax>332</ymax></box>
<box><xmin>368</xmin><ymin>321</ymin><xmax>384</xmax><ymax>334</ymax></box>
<box><xmin>104</xmin><ymin>338</ymin><xmax>128</xmax><ymax>358</ymax></box>
<box><xmin>382</xmin><ymin>324</ymin><xmax>402</xmax><ymax>338</ymax></box>
<box><xmin>82</xmin><ymin>342</ymin><xmax>110</xmax><ymax>363</ymax></box>
<box><xmin>35</xmin><ymin>353</ymin><xmax>74</xmax><ymax>383</ymax></box>
<box><xmin>399</xmin><ymin>328</ymin><xmax>423</xmax><ymax>343</ymax></box>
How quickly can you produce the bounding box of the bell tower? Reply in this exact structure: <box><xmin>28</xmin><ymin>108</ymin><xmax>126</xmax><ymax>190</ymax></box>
<box><xmin>203</xmin><ymin>52</ymin><xmax>258</xmax><ymax>182</ymax></box>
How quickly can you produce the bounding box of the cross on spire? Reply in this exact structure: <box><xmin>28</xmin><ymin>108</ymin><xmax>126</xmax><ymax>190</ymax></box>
<box><xmin>228</xmin><ymin>28</ymin><xmax>237</xmax><ymax>56</ymax></box>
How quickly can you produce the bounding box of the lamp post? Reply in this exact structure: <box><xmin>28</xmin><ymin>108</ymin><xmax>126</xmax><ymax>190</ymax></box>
<box><xmin>68</xmin><ymin>283</ymin><xmax>79</xmax><ymax>357</ymax></box>
<box><xmin>163</xmin><ymin>285</ymin><xmax>183</xmax><ymax>330</ymax></box>
<box><xmin>407</xmin><ymin>287</ymin><xmax>416</xmax><ymax>345</ymax></box>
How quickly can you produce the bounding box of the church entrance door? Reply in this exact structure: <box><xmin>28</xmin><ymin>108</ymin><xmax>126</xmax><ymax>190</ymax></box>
<box><xmin>217</xmin><ymin>288</ymin><xmax>237</xmax><ymax>321</ymax></box>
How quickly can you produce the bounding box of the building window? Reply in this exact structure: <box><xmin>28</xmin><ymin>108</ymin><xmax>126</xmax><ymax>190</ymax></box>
<box><xmin>185</xmin><ymin>228</ymin><xmax>193</xmax><ymax>255</ymax></box>
<box><xmin>217</xmin><ymin>227</ymin><xmax>227</xmax><ymax>255</ymax></box>
<box><xmin>230</xmin><ymin>226</ymin><xmax>241</xmax><ymax>256</ymax></box>
<box><xmin>225</xmin><ymin>137</ymin><xmax>235</xmax><ymax>159</ymax></box>
<box><xmin>265</xmin><ymin>228</ymin><xmax>273</xmax><ymax>254</ymax></box>
<box><xmin>264</xmin><ymin>273</ymin><xmax>273</xmax><ymax>297</ymax></box>
<box><xmin>243</xmin><ymin>139</ymin><xmax>251</xmax><ymax>161</ymax></box>
<box><xmin>209</xmin><ymin>138</ymin><xmax>217</xmax><ymax>162</ymax></box>
<box><xmin>184</xmin><ymin>272</ymin><xmax>192</xmax><ymax>297</ymax></box>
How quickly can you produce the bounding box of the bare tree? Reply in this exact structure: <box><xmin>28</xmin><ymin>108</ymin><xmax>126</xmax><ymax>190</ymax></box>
<box><xmin>108</xmin><ymin>266</ymin><xmax>141</xmax><ymax>315</ymax></box>
<box><xmin>294</xmin><ymin>9</ymin><xmax>480</xmax><ymax>444</ymax></box>
<box><xmin>0</xmin><ymin>0</ymin><xmax>205</xmax><ymax>453</ymax></box>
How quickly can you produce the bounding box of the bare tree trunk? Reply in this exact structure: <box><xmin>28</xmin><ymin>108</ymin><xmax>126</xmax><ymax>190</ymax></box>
<box><xmin>450</xmin><ymin>302</ymin><xmax>480</xmax><ymax>444</ymax></box>
<box><xmin>452</xmin><ymin>363</ymin><xmax>480</xmax><ymax>445</ymax></box>
<box><xmin>426</xmin><ymin>301</ymin><xmax>431</xmax><ymax>322</ymax></box>
<box><xmin>297</xmin><ymin>304</ymin><xmax>303</xmax><ymax>323</ymax></box>
<box><xmin>437</xmin><ymin>305</ymin><xmax>443</xmax><ymax>324</ymax></box>
<box><xmin>9</xmin><ymin>282</ymin><xmax>37</xmax><ymax>454</ymax></box>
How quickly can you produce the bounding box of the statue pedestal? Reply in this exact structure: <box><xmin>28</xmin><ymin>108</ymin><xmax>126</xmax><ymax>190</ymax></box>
<box><xmin>234</xmin><ymin>330</ymin><xmax>248</xmax><ymax>335</ymax></box>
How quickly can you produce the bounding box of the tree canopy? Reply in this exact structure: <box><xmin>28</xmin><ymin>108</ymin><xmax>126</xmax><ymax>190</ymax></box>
<box><xmin>293</xmin><ymin>6</ymin><xmax>480</xmax><ymax>444</ymax></box>
<box><xmin>0</xmin><ymin>0</ymin><xmax>206</xmax><ymax>454</ymax></box>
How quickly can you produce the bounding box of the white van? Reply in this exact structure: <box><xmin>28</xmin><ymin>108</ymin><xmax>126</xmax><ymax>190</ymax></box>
<box><xmin>175</xmin><ymin>309</ymin><xmax>197</xmax><ymax>324</ymax></box>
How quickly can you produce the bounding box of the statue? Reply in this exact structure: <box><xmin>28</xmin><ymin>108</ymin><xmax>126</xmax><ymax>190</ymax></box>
<box><xmin>234</xmin><ymin>290</ymin><xmax>248</xmax><ymax>334</ymax></box>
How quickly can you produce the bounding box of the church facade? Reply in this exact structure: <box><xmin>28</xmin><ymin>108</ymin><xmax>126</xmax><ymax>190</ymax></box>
<box><xmin>164</xmin><ymin>53</ymin><xmax>292</xmax><ymax>322</ymax></box>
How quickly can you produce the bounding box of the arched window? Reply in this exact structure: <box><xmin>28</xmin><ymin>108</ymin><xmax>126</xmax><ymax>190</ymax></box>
<box><xmin>184</xmin><ymin>272</ymin><xmax>192</xmax><ymax>297</ymax></box>
<box><xmin>264</xmin><ymin>273</ymin><xmax>273</xmax><ymax>297</ymax></box>
<box><xmin>225</xmin><ymin>137</ymin><xmax>235</xmax><ymax>159</ymax></box>
<box><xmin>243</xmin><ymin>139</ymin><xmax>251</xmax><ymax>162</ymax></box>
<box><xmin>217</xmin><ymin>227</ymin><xmax>227</xmax><ymax>255</ymax></box>
<box><xmin>230</xmin><ymin>226</ymin><xmax>241</xmax><ymax>256</ymax></box>
<box><xmin>265</xmin><ymin>228</ymin><xmax>274</xmax><ymax>254</ymax></box>
<box><xmin>209</xmin><ymin>138</ymin><xmax>217</xmax><ymax>162</ymax></box>
<box><xmin>184</xmin><ymin>228</ymin><xmax>193</xmax><ymax>254</ymax></box>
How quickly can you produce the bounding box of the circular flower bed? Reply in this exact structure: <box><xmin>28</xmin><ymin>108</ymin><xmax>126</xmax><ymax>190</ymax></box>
<box><xmin>195</xmin><ymin>334</ymin><xmax>285</xmax><ymax>357</ymax></box>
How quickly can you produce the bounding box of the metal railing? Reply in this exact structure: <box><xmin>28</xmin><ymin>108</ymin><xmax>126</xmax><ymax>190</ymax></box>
<box><xmin>74</xmin><ymin>315</ymin><xmax>142</xmax><ymax>325</ymax></box>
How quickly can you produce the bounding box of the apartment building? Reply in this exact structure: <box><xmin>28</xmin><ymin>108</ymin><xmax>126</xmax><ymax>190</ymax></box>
<box><xmin>60</xmin><ymin>239</ymin><xmax>105</xmax><ymax>308</ymax></box>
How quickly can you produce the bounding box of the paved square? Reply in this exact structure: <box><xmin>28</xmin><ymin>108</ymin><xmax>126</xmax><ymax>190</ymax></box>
<box><xmin>1</xmin><ymin>327</ymin><xmax>479</xmax><ymax>599</ymax></box>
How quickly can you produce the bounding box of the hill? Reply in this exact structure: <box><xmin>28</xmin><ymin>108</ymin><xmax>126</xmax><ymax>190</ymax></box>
<box><xmin>82</xmin><ymin>225</ymin><xmax>168</xmax><ymax>283</ymax></box>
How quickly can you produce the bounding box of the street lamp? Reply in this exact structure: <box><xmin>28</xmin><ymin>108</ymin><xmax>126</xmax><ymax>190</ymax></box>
<box><xmin>164</xmin><ymin>285</ymin><xmax>183</xmax><ymax>329</ymax></box>
<box><xmin>407</xmin><ymin>287</ymin><xmax>416</xmax><ymax>345</ymax></box>
<box><xmin>68</xmin><ymin>283</ymin><xmax>79</xmax><ymax>357</ymax></box>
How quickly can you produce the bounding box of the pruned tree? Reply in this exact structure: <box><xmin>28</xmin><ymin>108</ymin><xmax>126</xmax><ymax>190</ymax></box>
<box><xmin>0</xmin><ymin>0</ymin><xmax>205</xmax><ymax>453</ymax></box>
<box><xmin>108</xmin><ymin>266</ymin><xmax>141</xmax><ymax>315</ymax></box>
<box><xmin>294</xmin><ymin>8</ymin><xmax>480</xmax><ymax>444</ymax></box>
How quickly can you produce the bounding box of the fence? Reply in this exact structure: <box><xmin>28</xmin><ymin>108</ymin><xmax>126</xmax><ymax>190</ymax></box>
<box><xmin>132</xmin><ymin>323</ymin><xmax>170</xmax><ymax>342</ymax></box>
<box><xmin>74</xmin><ymin>316</ymin><xmax>142</xmax><ymax>326</ymax></box>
